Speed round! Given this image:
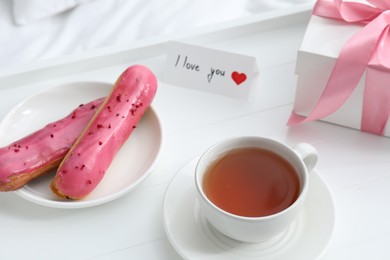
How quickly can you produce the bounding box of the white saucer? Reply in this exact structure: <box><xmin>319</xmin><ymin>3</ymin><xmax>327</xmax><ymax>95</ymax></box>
<box><xmin>163</xmin><ymin>157</ymin><xmax>335</xmax><ymax>260</ymax></box>
<box><xmin>0</xmin><ymin>82</ymin><xmax>162</xmax><ymax>208</ymax></box>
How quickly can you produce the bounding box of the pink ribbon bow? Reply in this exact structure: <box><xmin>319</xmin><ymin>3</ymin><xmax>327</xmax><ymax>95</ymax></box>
<box><xmin>288</xmin><ymin>0</ymin><xmax>390</xmax><ymax>135</ymax></box>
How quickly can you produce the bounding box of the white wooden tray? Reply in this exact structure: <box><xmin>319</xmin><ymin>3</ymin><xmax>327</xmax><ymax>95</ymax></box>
<box><xmin>4</xmin><ymin>4</ymin><xmax>378</xmax><ymax>260</ymax></box>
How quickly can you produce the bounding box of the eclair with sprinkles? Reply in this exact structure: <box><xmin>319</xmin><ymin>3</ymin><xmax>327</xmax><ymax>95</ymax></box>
<box><xmin>51</xmin><ymin>65</ymin><xmax>158</xmax><ymax>199</ymax></box>
<box><xmin>0</xmin><ymin>98</ymin><xmax>104</xmax><ymax>191</ymax></box>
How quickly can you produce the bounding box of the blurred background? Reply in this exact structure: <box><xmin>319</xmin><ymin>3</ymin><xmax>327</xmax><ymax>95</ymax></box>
<box><xmin>0</xmin><ymin>0</ymin><xmax>315</xmax><ymax>69</ymax></box>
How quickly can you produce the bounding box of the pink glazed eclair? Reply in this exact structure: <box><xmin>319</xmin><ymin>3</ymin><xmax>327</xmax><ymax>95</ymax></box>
<box><xmin>0</xmin><ymin>98</ymin><xmax>104</xmax><ymax>191</ymax></box>
<box><xmin>51</xmin><ymin>65</ymin><xmax>158</xmax><ymax>199</ymax></box>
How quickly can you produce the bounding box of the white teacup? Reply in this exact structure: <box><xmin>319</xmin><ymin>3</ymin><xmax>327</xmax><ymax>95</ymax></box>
<box><xmin>195</xmin><ymin>136</ymin><xmax>317</xmax><ymax>243</ymax></box>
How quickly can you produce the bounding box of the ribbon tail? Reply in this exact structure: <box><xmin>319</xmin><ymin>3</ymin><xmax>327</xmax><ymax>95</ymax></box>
<box><xmin>287</xmin><ymin>111</ymin><xmax>307</xmax><ymax>125</ymax></box>
<box><xmin>288</xmin><ymin>39</ymin><xmax>368</xmax><ymax>126</ymax></box>
<box><xmin>361</xmin><ymin>67</ymin><xmax>390</xmax><ymax>135</ymax></box>
<box><xmin>361</xmin><ymin>23</ymin><xmax>390</xmax><ymax>136</ymax></box>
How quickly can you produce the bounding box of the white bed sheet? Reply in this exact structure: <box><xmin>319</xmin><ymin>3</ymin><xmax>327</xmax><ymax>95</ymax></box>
<box><xmin>0</xmin><ymin>0</ymin><xmax>314</xmax><ymax>70</ymax></box>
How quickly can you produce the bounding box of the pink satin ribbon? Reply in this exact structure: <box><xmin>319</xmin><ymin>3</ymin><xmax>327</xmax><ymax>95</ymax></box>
<box><xmin>288</xmin><ymin>0</ymin><xmax>390</xmax><ymax>135</ymax></box>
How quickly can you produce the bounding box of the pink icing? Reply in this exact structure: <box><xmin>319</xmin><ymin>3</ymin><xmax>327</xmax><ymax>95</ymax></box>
<box><xmin>53</xmin><ymin>65</ymin><xmax>158</xmax><ymax>198</ymax></box>
<box><xmin>0</xmin><ymin>98</ymin><xmax>104</xmax><ymax>185</ymax></box>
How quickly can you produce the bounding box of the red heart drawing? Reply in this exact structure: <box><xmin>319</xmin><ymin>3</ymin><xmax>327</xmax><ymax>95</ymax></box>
<box><xmin>231</xmin><ymin>71</ymin><xmax>247</xmax><ymax>85</ymax></box>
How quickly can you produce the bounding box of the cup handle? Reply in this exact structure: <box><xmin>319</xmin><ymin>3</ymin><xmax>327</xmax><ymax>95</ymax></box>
<box><xmin>292</xmin><ymin>143</ymin><xmax>318</xmax><ymax>173</ymax></box>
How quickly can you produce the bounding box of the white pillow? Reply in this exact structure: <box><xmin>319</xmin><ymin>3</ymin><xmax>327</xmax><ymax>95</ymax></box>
<box><xmin>12</xmin><ymin>0</ymin><xmax>92</xmax><ymax>25</ymax></box>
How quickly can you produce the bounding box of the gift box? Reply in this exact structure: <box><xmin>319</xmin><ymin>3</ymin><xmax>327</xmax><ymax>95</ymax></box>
<box><xmin>290</xmin><ymin>0</ymin><xmax>390</xmax><ymax>137</ymax></box>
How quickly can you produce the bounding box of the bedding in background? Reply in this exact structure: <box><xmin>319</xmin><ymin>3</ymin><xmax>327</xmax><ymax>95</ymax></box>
<box><xmin>0</xmin><ymin>0</ymin><xmax>314</xmax><ymax>70</ymax></box>
<box><xmin>12</xmin><ymin>0</ymin><xmax>94</xmax><ymax>25</ymax></box>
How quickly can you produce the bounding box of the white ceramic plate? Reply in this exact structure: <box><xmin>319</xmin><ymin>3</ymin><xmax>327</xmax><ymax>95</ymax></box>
<box><xmin>163</xmin><ymin>157</ymin><xmax>335</xmax><ymax>260</ymax></box>
<box><xmin>0</xmin><ymin>82</ymin><xmax>162</xmax><ymax>208</ymax></box>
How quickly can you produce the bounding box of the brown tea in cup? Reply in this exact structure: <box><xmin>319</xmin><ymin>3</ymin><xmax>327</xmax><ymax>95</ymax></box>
<box><xmin>202</xmin><ymin>147</ymin><xmax>300</xmax><ymax>217</ymax></box>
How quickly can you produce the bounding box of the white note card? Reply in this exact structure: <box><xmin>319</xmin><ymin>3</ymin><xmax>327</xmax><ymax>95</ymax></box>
<box><xmin>162</xmin><ymin>42</ymin><xmax>259</xmax><ymax>100</ymax></box>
